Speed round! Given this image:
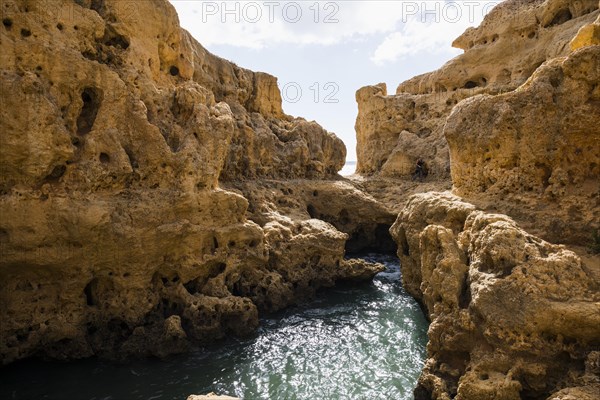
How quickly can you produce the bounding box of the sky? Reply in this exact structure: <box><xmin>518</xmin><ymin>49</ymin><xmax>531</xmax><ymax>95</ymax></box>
<box><xmin>171</xmin><ymin>1</ymin><xmax>502</xmax><ymax>161</ymax></box>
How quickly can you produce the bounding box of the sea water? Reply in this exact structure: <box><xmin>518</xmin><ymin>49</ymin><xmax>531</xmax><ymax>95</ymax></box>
<box><xmin>0</xmin><ymin>254</ymin><xmax>428</xmax><ymax>400</ymax></box>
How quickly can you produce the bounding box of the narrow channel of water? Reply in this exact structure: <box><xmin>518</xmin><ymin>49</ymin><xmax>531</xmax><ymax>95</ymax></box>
<box><xmin>0</xmin><ymin>254</ymin><xmax>428</xmax><ymax>400</ymax></box>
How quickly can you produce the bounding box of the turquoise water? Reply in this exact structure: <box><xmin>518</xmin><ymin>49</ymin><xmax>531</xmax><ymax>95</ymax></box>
<box><xmin>0</xmin><ymin>254</ymin><xmax>428</xmax><ymax>400</ymax></box>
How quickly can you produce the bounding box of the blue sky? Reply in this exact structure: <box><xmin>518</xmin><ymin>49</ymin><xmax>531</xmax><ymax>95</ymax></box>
<box><xmin>171</xmin><ymin>1</ymin><xmax>501</xmax><ymax>160</ymax></box>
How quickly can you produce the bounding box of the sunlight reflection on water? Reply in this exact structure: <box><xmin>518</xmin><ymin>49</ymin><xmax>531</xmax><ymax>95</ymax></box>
<box><xmin>0</xmin><ymin>254</ymin><xmax>428</xmax><ymax>400</ymax></box>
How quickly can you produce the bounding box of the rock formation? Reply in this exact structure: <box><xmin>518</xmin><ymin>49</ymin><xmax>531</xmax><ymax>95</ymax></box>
<box><xmin>0</xmin><ymin>0</ymin><xmax>387</xmax><ymax>365</ymax></box>
<box><xmin>356</xmin><ymin>0</ymin><xmax>599</xmax><ymax>179</ymax></box>
<box><xmin>391</xmin><ymin>192</ymin><xmax>600</xmax><ymax>400</ymax></box>
<box><xmin>445</xmin><ymin>44</ymin><xmax>600</xmax><ymax>246</ymax></box>
<box><xmin>1</xmin><ymin>0</ymin><xmax>599</xmax><ymax>399</ymax></box>
<box><xmin>358</xmin><ymin>1</ymin><xmax>600</xmax><ymax>398</ymax></box>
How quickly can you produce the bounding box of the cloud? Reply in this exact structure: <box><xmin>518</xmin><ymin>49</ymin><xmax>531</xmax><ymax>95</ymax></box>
<box><xmin>171</xmin><ymin>1</ymin><xmax>409</xmax><ymax>48</ymax></box>
<box><xmin>371</xmin><ymin>1</ymin><xmax>502</xmax><ymax>65</ymax></box>
<box><xmin>170</xmin><ymin>1</ymin><xmax>503</xmax><ymax>62</ymax></box>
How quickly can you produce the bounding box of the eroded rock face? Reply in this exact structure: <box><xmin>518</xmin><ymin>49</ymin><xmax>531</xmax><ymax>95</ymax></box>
<box><xmin>356</xmin><ymin>0</ymin><xmax>599</xmax><ymax>179</ymax></box>
<box><xmin>227</xmin><ymin>179</ymin><xmax>397</xmax><ymax>254</ymax></box>
<box><xmin>0</xmin><ymin>0</ymin><xmax>368</xmax><ymax>365</ymax></box>
<box><xmin>445</xmin><ymin>44</ymin><xmax>600</xmax><ymax>246</ymax></box>
<box><xmin>390</xmin><ymin>192</ymin><xmax>600</xmax><ymax>400</ymax></box>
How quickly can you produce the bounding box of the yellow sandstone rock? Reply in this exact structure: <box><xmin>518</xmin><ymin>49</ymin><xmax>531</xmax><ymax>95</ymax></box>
<box><xmin>390</xmin><ymin>192</ymin><xmax>600</xmax><ymax>400</ymax></box>
<box><xmin>356</xmin><ymin>0</ymin><xmax>599</xmax><ymax>179</ymax></box>
<box><xmin>0</xmin><ymin>0</ymin><xmax>385</xmax><ymax>364</ymax></box>
<box><xmin>570</xmin><ymin>14</ymin><xmax>600</xmax><ymax>50</ymax></box>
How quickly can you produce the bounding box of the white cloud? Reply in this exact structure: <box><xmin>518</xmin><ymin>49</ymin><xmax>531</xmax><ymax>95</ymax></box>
<box><xmin>171</xmin><ymin>1</ymin><xmax>409</xmax><ymax>48</ymax></box>
<box><xmin>170</xmin><ymin>1</ymin><xmax>504</xmax><ymax>61</ymax></box>
<box><xmin>371</xmin><ymin>1</ymin><xmax>502</xmax><ymax>65</ymax></box>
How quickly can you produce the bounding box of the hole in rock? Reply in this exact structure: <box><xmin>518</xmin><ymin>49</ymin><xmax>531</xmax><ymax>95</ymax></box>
<box><xmin>345</xmin><ymin>223</ymin><xmax>396</xmax><ymax>255</ymax></box>
<box><xmin>103</xmin><ymin>25</ymin><xmax>129</xmax><ymax>49</ymax></box>
<box><xmin>417</xmin><ymin>128</ymin><xmax>432</xmax><ymax>138</ymax></box>
<box><xmin>45</xmin><ymin>165</ymin><xmax>66</xmax><ymax>182</ymax></box>
<box><xmin>90</xmin><ymin>0</ymin><xmax>105</xmax><ymax>14</ymax></box>
<box><xmin>459</xmin><ymin>277</ymin><xmax>471</xmax><ymax>309</ymax></box>
<box><xmin>2</xmin><ymin>18</ymin><xmax>12</xmax><ymax>29</ymax></box>
<box><xmin>463</xmin><ymin>81</ymin><xmax>478</xmax><ymax>89</ymax></box>
<box><xmin>84</xmin><ymin>279</ymin><xmax>99</xmax><ymax>306</ymax></box>
<box><xmin>99</xmin><ymin>152</ymin><xmax>110</xmax><ymax>164</ymax></box>
<box><xmin>169</xmin><ymin>66</ymin><xmax>179</xmax><ymax>76</ymax></box>
<box><xmin>412</xmin><ymin>159</ymin><xmax>429</xmax><ymax>181</ymax></box>
<box><xmin>124</xmin><ymin>147</ymin><xmax>138</xmax><ymax>169</ymax></box>
<box><xmin>306</xmin><ymin>204</ymin><xmax>318</xmax><ymax>218</ymax></box>
<box><xmin>20</xmin><ymin>28</ymin><xmax>31</xmax><ymax>37</ymax></box>
<box><xmin>544</xmin><ymin>9</ymin><xmax>572</xmax><ymax>27</ymax></box>
<box><xmin>56</xmin><ymin>23</ymin><xmax>63</xmax><ymax>30</ymax></box>
<box><xmin>76</xmin><ymin>87</ymin><xmax>101</xmax><ymax>135</ymax></box>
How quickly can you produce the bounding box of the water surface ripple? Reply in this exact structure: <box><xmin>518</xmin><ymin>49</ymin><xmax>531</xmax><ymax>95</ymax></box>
<box><xmin>0</xmin><ymin>254</ymin><xmax>428</xmax><ymax>400</ymax></box>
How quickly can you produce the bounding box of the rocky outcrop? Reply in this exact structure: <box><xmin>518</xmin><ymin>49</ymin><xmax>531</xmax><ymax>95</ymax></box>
<box><xmin>356</xmin><ymin>0</ymin><xmax>599</xmax><ymax>179</ymax></box>
<box><xmin>390</xmin><ymin>192</ymin><xmax>600</xmax><ymax>400</ymax></box>
<box><xmin>0</xmin><ymin>0</ymin><xmax>374</xmax><ymax>365</ymax></box>
<box><xmin>226</xmin><ymin>179</ymin><xmax>397</xmax><ymax>254</ymax></box>
<box><xmin>370</xmin><ymin>3</ymin><xmax>600</xmax><ymax>398</ymax></box>
<box><xmin>445</xmin><ymin>44</ymin><xmax>600</xmax><ymax>246</ymax></box>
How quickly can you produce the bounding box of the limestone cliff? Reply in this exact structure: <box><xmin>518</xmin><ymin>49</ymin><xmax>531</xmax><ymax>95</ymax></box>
<box><xmin>391</xmin><ymin>192</ymin><xmax>600</xmax><ymax>400</ymax></box>
<box><xmin>445</xmin><ymin>44</ymin><xmax>600</xmax><ymax>246</ymax></box>
<box><xmin>0</xmin><ymin>0</ymin><xmax>388</xmax><ymax>364</ymax></box>
<box><xmin>356</xmin><ymin>0</ymin><xmax>599</xmax><ymax>179</ymax></box>
<box><xmin>369</xmin><ymin>1</ymin><xmax>600</xmax><ymax>398</ymax></box>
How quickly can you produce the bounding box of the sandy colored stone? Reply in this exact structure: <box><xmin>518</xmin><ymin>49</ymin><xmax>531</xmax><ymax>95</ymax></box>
<box><xmin>226</xmin><ymin>179</ymin><xmax>397</xmax><ymax>254</ymax></box>
<box><xmin>356</xmin><ymin>0</ymin><xmax>599</xmax><ymax>179</ymax></box>
<box><xmin>445</xmin><ymin>45</ymin><xmax>600</xmax><ymax>245</ymax></box>
<box><xmin>391</xmin><ymin>192</ymin><xmax>600</xmax><ymax>400</ymax></box>
<box><xmin>571</xmin><ymin>13</ymin><xmax>600</xmax><ymax>50</ymax></box>
<box><xmin>0</xmin><ymin>0</ymin><xmax>375</xmax><ymax>365</ymax></box>
<box><xmin>546</xmin><ymin>386</ymin><xmax>600</xmax><ymax>400</ymax></box>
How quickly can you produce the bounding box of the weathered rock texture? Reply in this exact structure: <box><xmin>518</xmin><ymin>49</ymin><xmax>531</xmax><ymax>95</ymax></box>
<box><xmin>356</xmin><ymin>0</ymin><xmax>599</xmax><ymax>179</ymax></box>
<box><xmin>391</xmin><ymin>192</ymin><xmax>600</xmax><ymax>400</ymax></box>
<box><xmin>0</xmin><ymin>0</ymin><xmax>380</xmax><ymax>365</ymax></box>
<box><xmin>446</xmin><ymin>44</ymin><xmax>600</xmax><ymax>246</ymax></box>
<box><xmin>358</xmin><ymin>1</ymin><xmax>600</xmax><ymax>398</ymax></box>
<box><xmin>225</xmin><ymin>179</ymin><xmax>397</xmax><ymax>254</ymax></box>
